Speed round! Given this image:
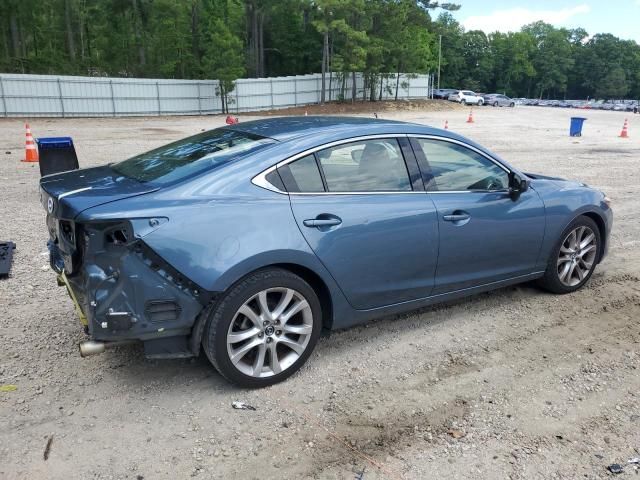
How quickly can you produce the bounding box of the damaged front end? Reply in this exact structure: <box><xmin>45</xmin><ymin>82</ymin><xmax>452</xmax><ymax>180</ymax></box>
<box><xmin>46</xmin><ymin>206</ymin><xmax>208</xmax><ymax>358</ymax></box>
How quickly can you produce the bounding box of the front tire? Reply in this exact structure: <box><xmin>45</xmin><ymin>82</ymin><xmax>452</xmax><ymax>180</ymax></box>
<box><xmin>537</xmin><ymin>216</ymin><xmax>601</xmax><ymax>294</ymax></box>
<box><xmin>202</xmin><ymin>268</ymin><xmax>322</xmax><ymax>387</ymax></box>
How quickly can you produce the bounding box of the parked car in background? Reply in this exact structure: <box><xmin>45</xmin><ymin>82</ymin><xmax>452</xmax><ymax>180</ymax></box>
<box><xmin>433</xmin><ymin>88</ymin><xmax>457</xmax><ymax>100</ymax></box>
<box><xmin>483</xmin><ymin>94</ymin><xmax>516</xmax><ymax>107</ymax></box>
<box><xmin>448</xmin><ymin>90</ymin><xmax>484</xmax><ymax>105</ymax></box>
<box><xmin>41</xmin><ymin>116</ymin><xmax>613</xmax><ymax>387</ymax></box>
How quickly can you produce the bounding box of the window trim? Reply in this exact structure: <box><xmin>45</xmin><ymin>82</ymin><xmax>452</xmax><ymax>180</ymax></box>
<box><xmin>409</xmin><ymin>135</ymin><xmax>512</xmax><ymax>194</ymax></box>
<box><xmin>252</xmin><ymin>134</ymin><xmax>424</xmax><ymax>195</ymax></box>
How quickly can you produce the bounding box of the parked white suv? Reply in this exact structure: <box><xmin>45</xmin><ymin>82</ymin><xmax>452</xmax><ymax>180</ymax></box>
<box><xmin>448</xmin><ymin>90</ymin><xmax>484</xmax><ymax>106</ymax></box>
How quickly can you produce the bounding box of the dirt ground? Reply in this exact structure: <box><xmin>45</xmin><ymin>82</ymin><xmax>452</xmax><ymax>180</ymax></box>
<box><xmin>1</xmin><ymin>104</ymin><xmax>639</xmax><ymax>480</ymax></box>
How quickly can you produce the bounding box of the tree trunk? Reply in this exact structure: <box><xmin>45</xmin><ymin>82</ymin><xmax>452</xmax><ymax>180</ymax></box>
<box><xmin>379</xmin><ymin>75</ymin><xmax>383</xmax><ymax>101</ymax></box>
<box><xmin>362</xmin><ymin>74</ymin><xmax>367</xmax><ymax>101</ymax></box>
<box><xmin>340</xmin><ymin>73</ymin><xmax>346</xmax><ymax>101</ymax></box>
<box><xmin>9</xmin><ymin>12</ymin><xmax>20</xmax><ymax>58</ymax></box>
<box><xmin>85</xmin><ymin>21</ymin><xmax>92</xmax><ymax>58</ymax></box>
<box><xmin>138</xmin><ymin>45</ymin><xmax>146</xmax><ymax>67</ymax></box>
<box><xmin>64</xmin><ymin>0</ymin><xmax>76</xmax><ymax>61</ymax></box>
<box><xmin>79</xmin><ymin>1</ymin><xmax>85</xmax><ymax>60</ymax></box>
<box><xmin>351</xmin><ymin>71</ymin><xmax>356</xmax><ymax>103</ymax></box>
<box><xmin>1</xmin><ymin>23</ymin><xmax>10</xmax><ymax>60</ymax></box>
<box><xmin>258</xmin><ymin>12</ymin><xmax>265</xmax><ymax>77</ymax></box>
<box><xmin>328</xmin><ymin>35</ymin><xmax>333</xmax><ymax>101</ymax></box>
<box><xmin>320</xmin><ymin>30</ymin><xmax>328</xmax><ymax>104</ymax></box>
<box><xmin>132</xmin><ymin>0</ymin><xmax>146</xmax><ymax>69</ymax></box>
<box><xmin>220</xmin><ymin>83</ymin><xmax>226</xmax><ymax>114</ymax></box>
<box><xmin>395</xmin><ymin>66</ymin><xmax>401</xmax><ymax>101</ymax></box>
<box><xmin>191</xmin><ymin>0</ymin><xmax>200</xmax><ymax>64</ymax></box>
<box><xmin>369</xmin><ymin>74</ymin><xmax>376</xmax><ymax>102</ymax></box>
<box><xmin>248</xmin><ymin>1</ymin><xmax>259</xmax><ymax>77</ymax></box>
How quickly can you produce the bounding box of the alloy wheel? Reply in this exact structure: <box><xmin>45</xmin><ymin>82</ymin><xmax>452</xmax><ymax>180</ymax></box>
<box><xmin>226</xmin><ymin>287</ymin><xmax>313</xmax><ymax>378</ymax></box>
<box><xmin>556</xmin><ymin>225</ymin><xmax>597</xmax><ymax>287</ymax></box>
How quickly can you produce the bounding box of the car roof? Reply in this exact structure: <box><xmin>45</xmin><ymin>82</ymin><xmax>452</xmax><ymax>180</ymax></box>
<box><xmin>225</xmin><ymin>115</ymin><xmax>438</xmax><ymax>142</ymax></box>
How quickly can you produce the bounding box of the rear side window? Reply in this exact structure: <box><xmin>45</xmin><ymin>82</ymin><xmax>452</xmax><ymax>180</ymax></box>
<box><xmin>316</xmin><ymin>139</ymin><xmax>411</xmax><ymax>192</ymax></box>
<box><xmin>278</xmin><ymin>154</ymin><xmax>325</xmax><ymax>192</ymax></box>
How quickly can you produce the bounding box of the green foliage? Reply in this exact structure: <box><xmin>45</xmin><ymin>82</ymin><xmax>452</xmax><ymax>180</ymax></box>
<box><xmin>202</xmin><ymin>17</ymin><xmax>245</xmax><ymax>112</ymax></box>
<box><xmin>0</xmin><ymin>0</ymin><xmax>638</xmax><ymax>101</ymax></box>
<box><xmin>597</xmin><ymin>67</ymin><xmax>629</xmax><ymax>99</ymax></box>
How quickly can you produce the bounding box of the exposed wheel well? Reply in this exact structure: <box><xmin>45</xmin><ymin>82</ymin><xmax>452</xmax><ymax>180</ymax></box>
<box><xmin>272</xmin><ymin>263</ymin><xmax>334</xmax><ymax>330</ymax></box>
<box><xmin>581</xmin><ymin>212</ymin><xmax>606</xmax><ymax>262</ymax></box>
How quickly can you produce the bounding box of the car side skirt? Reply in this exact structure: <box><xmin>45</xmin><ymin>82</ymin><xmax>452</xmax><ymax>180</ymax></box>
<box><xmin>330</xmin><ymin>271</ymin><xmax>546</xmax><ymax>330</ymax></box>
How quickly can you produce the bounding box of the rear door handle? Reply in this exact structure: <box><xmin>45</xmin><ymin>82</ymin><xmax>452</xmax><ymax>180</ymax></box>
<box><xmin>443</xmin><ymin>212</ymin><xmax>471</xmax><ymax>222</ymax></box>
<box><xmin>303</xmin><ymin>217</ymin><xmax>342</xmax><ymax>228</ymax></box>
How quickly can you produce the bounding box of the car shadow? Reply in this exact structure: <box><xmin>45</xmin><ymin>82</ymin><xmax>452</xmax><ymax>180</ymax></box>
<box><xmin>101</xmin><ymin>281</ymin><xmax>544</xmax><ymax>391</ymax></box>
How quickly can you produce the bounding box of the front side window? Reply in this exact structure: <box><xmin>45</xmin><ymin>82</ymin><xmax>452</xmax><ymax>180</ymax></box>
<box><xmin>113</xmin><ymin>128</ymin><xmax>275</xmax><ymax>185</ymax></box>
<box><xmin>416</xmin><ymin>139</ymin><xmax>509</xmax><ymax>192</ymax></box>
<box><xmin>316</xmin><ymin>139</ymin><xmax>411</xmax><ymax>192</ymax></box>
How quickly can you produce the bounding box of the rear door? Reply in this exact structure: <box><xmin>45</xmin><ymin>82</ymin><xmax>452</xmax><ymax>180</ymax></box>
<box><xmin>281</xmin><ymin>136</ymin><xmax>439</xmax><ymax>310</ymax></box>
<box><xmin>410</xmin><ymin>136</ymin><xmax>546</xmax><ymax>294</ymax></box>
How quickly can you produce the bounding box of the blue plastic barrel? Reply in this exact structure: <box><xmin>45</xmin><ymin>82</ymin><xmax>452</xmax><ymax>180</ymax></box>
<box><xmin>569</xmin><ymin>117</ymin><xmax>587</xmax><ymax>137</ymax></box>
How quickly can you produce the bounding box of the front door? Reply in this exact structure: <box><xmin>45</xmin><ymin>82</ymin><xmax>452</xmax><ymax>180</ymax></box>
<box><xmin>411</xmin><ymin>137</ymin><xmax>546</xmax><ymax>294</ymax></box>
<box><xmin>280</xmin><ymin>137</ymin><xmax>439</xmax><ymax>310</ymax></box>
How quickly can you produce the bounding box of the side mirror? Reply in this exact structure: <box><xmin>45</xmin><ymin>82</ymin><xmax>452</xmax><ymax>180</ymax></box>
<box><xmin>508</xmin><ymin>172</ymin><xmax>529</xmax><ymax>200</ymax></box>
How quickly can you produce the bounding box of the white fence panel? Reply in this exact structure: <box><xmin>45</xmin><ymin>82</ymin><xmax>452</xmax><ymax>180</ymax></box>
<box><xmin>0</xmin><ymin>72</ymin><xmax>430</xmax><ymax>117</ymax></box>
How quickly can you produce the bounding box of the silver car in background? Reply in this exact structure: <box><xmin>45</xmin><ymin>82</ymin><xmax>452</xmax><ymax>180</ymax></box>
<box><xmin>483</xmin><ymin>94</ymin><xmax>516</xmax><ymax>107</ymax></box>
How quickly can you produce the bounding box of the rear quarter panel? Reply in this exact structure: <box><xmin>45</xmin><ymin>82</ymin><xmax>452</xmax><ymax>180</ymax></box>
<box><xmin>78</xmin><ymin>173</ymin><xmax>353</xmax><ymax>326</ymax></box>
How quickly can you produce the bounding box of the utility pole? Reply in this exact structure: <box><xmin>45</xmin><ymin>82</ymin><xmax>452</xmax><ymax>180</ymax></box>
<box><xmin>437</xmin><ymin>35</ymin><xmax>442</xmax><ymax>90</ymax></box>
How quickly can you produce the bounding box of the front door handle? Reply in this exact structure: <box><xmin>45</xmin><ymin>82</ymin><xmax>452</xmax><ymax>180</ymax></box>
<box><xmin>443</xmin><ymin>211</ymin><xmax>471</xmax><ymax>223</ymax></box>
<box><xmin>303</xmin><ymin>216</ymin><xmax>342</xmax><ymax>228</ymax></box>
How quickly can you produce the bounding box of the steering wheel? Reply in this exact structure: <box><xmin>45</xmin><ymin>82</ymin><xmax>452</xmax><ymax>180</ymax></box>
<box><xmin>485</xmin><ymin>177</ymin><xmax>503</xmax><ymax>190</ymax></box>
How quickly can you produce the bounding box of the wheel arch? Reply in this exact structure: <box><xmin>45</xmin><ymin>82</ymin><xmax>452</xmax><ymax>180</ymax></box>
<box><xmin>581</xmin><ymin>211</ymin><xmax>607</xmax><ymax>263</ymax></box>
<box><xmin>271</xmin><ymin>263</ymin><xmax>334</xmax><ymax>331</ymax></box>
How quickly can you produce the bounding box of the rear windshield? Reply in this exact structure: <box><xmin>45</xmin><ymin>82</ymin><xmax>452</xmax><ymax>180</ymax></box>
<box><xmin>112</xmin><ymin>128</ymin><xmax>275</xmax><ymax>185</ymax></box>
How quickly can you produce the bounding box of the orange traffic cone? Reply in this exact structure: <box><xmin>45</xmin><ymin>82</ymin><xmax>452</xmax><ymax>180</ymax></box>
<box><xmin>619</xmin><ymin>118</ymin><xmax>629</xmax><ymax>138</ymax></box>
<box><xmin>444</xmin><ymin>120</ymin><xmax>449</xmax><ymax>130</ymax></box>
<box><xmin>466</xmin><ymin>109</ymin><xmax>474</xmax><ymax>124</ymax></box>
<box><xmin>22</xmin><ymin>123</ymin><xmax>39</xmax><ymax>162</ymax></box>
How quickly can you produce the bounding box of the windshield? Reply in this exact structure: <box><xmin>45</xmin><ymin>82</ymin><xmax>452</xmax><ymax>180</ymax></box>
<box><xmin>112</xmin><ymin>128</ymin><xmax>275</xmax><ymax>185</ymax></box>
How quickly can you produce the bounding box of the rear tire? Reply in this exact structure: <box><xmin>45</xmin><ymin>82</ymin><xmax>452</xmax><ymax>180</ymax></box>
<box><xmin>202</xmin><ymin>268</ymin><xmax>322</xmax><ymax>387</ymax></box>
<box><xmin>537</xmin><ymin>216</ymin><xmax>601</xmax><ymax>294</ymax></box>
<box><xmin>461</xmin><ymin>99</ymin><xmax>467</xmax><ymax>105</ymax></box>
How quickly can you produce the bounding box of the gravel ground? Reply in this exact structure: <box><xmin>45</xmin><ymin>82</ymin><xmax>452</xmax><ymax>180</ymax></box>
<box><xmin>1</xmin><ymin>106</ymin><xmax>639</xmax><ymax>480</ymax></box>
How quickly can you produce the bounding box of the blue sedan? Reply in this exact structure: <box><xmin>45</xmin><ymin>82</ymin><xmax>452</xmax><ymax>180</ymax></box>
<box><xmin>40</xmin><ymin>117</ymin><xmax>612</xmax><ymax>387</ymax></box>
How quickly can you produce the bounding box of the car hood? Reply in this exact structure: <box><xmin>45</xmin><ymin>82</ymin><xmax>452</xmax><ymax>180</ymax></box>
<box><xmin>525</xmin><ymin>172</ymin><xmax>589</xmax><ymax>190</ymax></box>
<box><xmin>40</xmin><ymin>165</ymin><xmax>159</xmax><ymax>219</ymax></box>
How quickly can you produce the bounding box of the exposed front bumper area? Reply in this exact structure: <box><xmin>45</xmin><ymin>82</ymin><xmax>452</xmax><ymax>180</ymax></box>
<box><xmin>48</xmin><ymin>221</ymin><xmax>209</xmax><ymax>357</ymax></box>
